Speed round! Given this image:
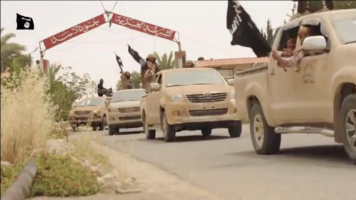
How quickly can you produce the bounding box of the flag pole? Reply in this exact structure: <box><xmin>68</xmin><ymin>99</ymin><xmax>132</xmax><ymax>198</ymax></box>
<box><xmin>39</xmin><ymin>41</ymin><xmax>44</xmax><ymax>73</ymax></box>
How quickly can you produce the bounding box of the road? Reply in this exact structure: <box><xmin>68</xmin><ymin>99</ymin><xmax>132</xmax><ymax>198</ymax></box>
<box><xmin>98</xmin><ymin>124</ymin><xmax>355</xmax><ymax>200</ymax></box>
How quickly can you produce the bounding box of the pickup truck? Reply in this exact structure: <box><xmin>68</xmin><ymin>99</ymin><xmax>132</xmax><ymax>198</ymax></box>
<box><xmin>141</xmin><ymin>67</ymin><xmax>242</xmax><ymax>142</ymax></box>
<box><xmin>233</xmin><ymin>9</ymin><xmax>356</xmax><ymax>164</ymax></box>
<box><xmin>105</xmin><ymin>89</ymin><xmax>146</xmax><ymax>135</ymax></box>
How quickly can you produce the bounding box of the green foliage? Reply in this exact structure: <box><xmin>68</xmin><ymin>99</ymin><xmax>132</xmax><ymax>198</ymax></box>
<box><xmin>153</xmin><ymin>51</ymin><xmax>177</xmax><ymax>70</ymax></box>
<box><xmin>1</xmin><ymin>152</ymin><xmax>100</xmax><ymax>197</ymax></box>
<box><xmin>1</xmin><ymin>27</ymin><xmax>30</xmax><ymax>73</ymax></box>
<box><xmin>260</xmin><ymin>19</ymin><xmax>275</xmax><ymax>46</ymax></box>
<box><xmin>333</xmin><ymin>1</ymin><xmax>356</xmax><ymax>9</ymax></box>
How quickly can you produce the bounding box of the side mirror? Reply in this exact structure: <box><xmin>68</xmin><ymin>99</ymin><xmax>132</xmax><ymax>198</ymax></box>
<box><xmin>104</xmin><ymin>100</ymin><xmax>110</xmax><ymax>107</ymax></box>
<box><xmin>150</xmin><ymin>83</ymin><xmax>160</xmax><ymax>91</ymax></box>
<box><xmin>227</xmin><ymin>79</ymin><xmax>234</xmax><ymax>86</ymax></box>
<box><xmin>302</xmin><ymin>36</ymin><xmax>327</xmax><ymax>51</ymax></box>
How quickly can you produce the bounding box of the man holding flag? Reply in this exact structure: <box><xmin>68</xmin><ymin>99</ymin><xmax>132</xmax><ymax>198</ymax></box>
<box><xmin>127</xmin><ymin>45</ymin><xmax>160</xmax><ymax>92</ymax></box>
<box><xmin>115</xmin><ymin>52</ymin><xmax>133</xmax><ymax>90</ymax></box>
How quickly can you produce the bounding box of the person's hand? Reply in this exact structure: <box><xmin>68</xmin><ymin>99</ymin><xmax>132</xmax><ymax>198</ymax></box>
<box><xmin>282</xmin><ymin>49</ymin><xmax>293</xmax><ymax>57</ymax></box>
<box><xmin>271</xmin><ymin>50</ymin><xmax>287</xmax><ymax>72</ymax></box>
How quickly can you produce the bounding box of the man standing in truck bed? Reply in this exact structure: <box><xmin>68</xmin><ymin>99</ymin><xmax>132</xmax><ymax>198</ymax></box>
<box><xmin>290</xmin><ymin>0</ymin><xmax>334</xmax><ymax>20</ymax></box>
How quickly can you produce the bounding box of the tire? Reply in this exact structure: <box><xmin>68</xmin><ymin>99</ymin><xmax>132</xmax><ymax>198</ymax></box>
<box><xmin>228</xmin><ymin>121</ymin><xmax>242</xmax><ymax>138</ymax></box>
<box><xmin>249</xmin><ymin>102</ymin><xmax>281</xmax><ymax>155</ymax></box>
<box><xmin>71</xmin><ymin>124</ymin><xmax>77</xmax><ymax>132</ymax></box>
<box><xmin>108</xmin><ymin>125</ymin><xmax>118</xmax><ymax>136</ymax></box>
<box><xmin>98</xmin><ymin>115</ymin><xmax>107</xmax><ymax>131</ymax></box>
<box><xmin>201</xmin><ymin>128</ymin><xmax>212</xmax><ymax>137</ymax></box>
<box><xmin>340</xmin><ymin>94</ymin><xmax>356</xmax><ymax>165</ymax></box>
<box><xmin>143</xmin><ymin>113</ymin><xmax>156</xmax><ymax>140</ymax></box>
<box><xmin>162</xmin><ymin>112</ymin><xmax>176</xmax><ymax>142</ymax></box>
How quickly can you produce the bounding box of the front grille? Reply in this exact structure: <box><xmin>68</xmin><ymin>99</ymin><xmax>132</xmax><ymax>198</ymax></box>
<box><xmin>186</xmin><ymin>93</ymin><xmax>227</xmax><ymax>103</ymax></box>
<box><xmin>118</xmin><ymin>107</ymin><xmax>140</xmax><ymax>113</ymax></box>
<box><xmin>74</xmin><ymin>117</ymin><xmax>88</xmax><ymax>121</ymax></box>
<box><xmin>74</xmin><ymin>111</ymin><xmax>91</xmax><ymax>115</ymax></box>
<box><xmin>189</xmin><ymin>108</ymin><xmax>228</xmax><ymax>117</ymax></box>
<box><xmin>119</xmin><ymin>115</ymin><xmax>141</xmax><ymax>120</ymax></box>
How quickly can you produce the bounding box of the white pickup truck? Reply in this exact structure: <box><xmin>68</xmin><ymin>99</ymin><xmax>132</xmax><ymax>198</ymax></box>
<box><xmin>233</xmin><ymin>9</ymin><xmax>356</xmax><ymax>164</ymax></box>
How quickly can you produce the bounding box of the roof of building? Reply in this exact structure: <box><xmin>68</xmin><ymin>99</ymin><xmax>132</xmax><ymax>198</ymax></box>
<box><xmin>195</xmin><ymin>57</ymin><xmax>269</xmax><ymax>68</ymax></box>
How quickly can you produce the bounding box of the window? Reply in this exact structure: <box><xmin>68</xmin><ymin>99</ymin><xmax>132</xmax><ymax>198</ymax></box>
<box><xmin>330</xmin><ymin>12</ymin><xmax>356</xmax><ymax>44</ymax></box>
<box><xmin>111</xmin><ymin>89</ymin><xmax>146</xmax><ymax>102</ymax></box>
<box><xmin>164</xmin><ymin>69</ymin><xmax>226</xmax><ymax>87</ymax></box>
<box><xmin>86</xmin><ymin>98</ymin><xmax>105</xmax><ymax>106</ymax></box>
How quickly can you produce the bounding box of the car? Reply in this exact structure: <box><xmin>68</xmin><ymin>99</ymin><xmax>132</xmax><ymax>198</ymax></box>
<box><xmin>68</xmin><ymin>97</ymin><xmax>108</xmax><ymax>131</ymax></box>
<box><xmin>233</xmin><ymin>9</ymin><xmax>356</xmax><ymax>164</ymax></box>
<box><xmin>141</xmin><ymin>67</ymin><xmax>242</xmax><ymax>142</ymax></box>
<box><xmin>106</xmin><ymin>89</ymin><xmax>146</xmax><ymax>135</ymax></box>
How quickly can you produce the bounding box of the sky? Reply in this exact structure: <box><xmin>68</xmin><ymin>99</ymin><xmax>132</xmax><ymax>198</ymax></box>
<box><xmin>1</xmin><ymin>1</ymin><xmax>295</xmax><ymax>90</ymax></box>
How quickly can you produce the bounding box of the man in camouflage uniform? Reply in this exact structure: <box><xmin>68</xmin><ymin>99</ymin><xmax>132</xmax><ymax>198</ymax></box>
<box><xmin>183</xmin><ymin>60</ymin><xmax>195</xmax><ymax>68</ymax></box>
<box><xmin>120</xmin><ymin>71</ymin><xmax>133</xmax><ymax>90</ymax></box>
<box><xmin>141</xmin><ymin>54</ymin><xmax>160</xmax><ymax>92</ymax></box>
<box><xmin>290</xmin><ymin>0</ymin><xmax>334</xmax><ymax>21</ymax></box>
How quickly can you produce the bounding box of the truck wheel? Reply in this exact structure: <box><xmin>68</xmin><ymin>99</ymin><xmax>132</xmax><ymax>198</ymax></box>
<box><xmin>108</xmin><ymin>125</ymin><xmax>118</xmax><ymax>136</ymax></box>
<box><xmin>249</xmin><ymin>102</ymin><xmax>281</xmax><ymax>155</ymax></box>
<box><xmin>340</xmin><ymin>94</ymin><xmax>356</xmax><ymax>165</ymax></box>
<box><xmin>98</xmin><ymin>116</ymin><xmax>107</xmax><ymax>131</ymax></box>
<box><xmin>162</xmin><ymin>112</ymin><xmax>176</xmax><ymax>142</ymax></box>
<box><xmin>201</xmin><ymin>128</ymin><xmax>212</xmax><ymax>137</ymax></box>
<box><xmin>71</xmin><ymin>124</ymin><xmax>77</xmax><ymax>132</ymax></box>
<box><xmin>228</xmin><ymin>121</ymin><xmax>242</xmax><ymax>138</ymax></box>
<box><xmin>143</xmin><ymin>114</ymin><xmax>156</xmax><ymax>140</ymax></box>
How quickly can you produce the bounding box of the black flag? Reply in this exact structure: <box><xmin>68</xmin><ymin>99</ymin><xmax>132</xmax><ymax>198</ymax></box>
<box><xmin>226</xmin><ymin>0</ymin><xmax>271</xmax><ymax>57</ymax></box>
<box><xmin>16</xmin><ymin>13</ymin><xmax>34</xmax><ymax>30</ymax></box>
<box><xmin>128</xmin><ymin>44</ymin><xmax>145</xmax><ymax>66</ymax></box>
<box><xmin>114</xmin><ymin>52</ymin><xmax>124</xmax><ymax>73</ymax></box>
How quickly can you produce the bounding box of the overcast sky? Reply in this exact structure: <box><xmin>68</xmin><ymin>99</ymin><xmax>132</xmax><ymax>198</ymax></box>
<box><xmin>1</xmin><ymin>1</ymin><xmax>294</xmax><ymax>89</ymax></box>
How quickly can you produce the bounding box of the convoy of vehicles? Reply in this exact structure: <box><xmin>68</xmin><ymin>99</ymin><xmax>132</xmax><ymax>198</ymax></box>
<box><xmin>105</xmin><ymin>89</ymin><xmax>146</xmax><ymax>135</ymax></box>
<box><xmin>233</xmin><ymin>9</ymin><xmax>356</xmax><ymax>164</ymax></box>
<box><xmin>68</xmin><ymin>97</ymin><xmax>108</xmax><ymax>131</ymax></box>
<box><xmin>140</xmin><ymin>68</ymin><xmax>242</xmax><ymax>142</ymax></box>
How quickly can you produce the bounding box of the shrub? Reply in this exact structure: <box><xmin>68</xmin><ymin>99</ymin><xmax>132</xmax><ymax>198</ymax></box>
<box><xmin>1</xmin><ymin>69</ymin><xmax>55</xmax><ymax>164</ymax></box>
<box><xmin>1</xmin><ymin>152</ymin><xmax>100</xmax><ymax>197</ymax></box>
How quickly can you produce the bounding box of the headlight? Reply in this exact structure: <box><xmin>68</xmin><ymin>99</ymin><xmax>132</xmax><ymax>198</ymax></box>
<box><xmin>93</xmin><ymin>110</ymin><xmax>100</xmax><ymax>114</ymax></box>
<box><xmin>230</xmin><ymin>91</ymin><xmax>235</xmax><ymax>99</ymax></box>
<box><xmin>171</xmin><ymin>94</ymin><xmax>184</xmax><ymax>101</ymax></box>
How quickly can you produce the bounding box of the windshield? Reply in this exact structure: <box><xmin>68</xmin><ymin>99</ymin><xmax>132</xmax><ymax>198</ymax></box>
<box><xmin>84</xmin><ymin>98</ymin><xmax>105</xmax><ymax>106</ymax></box>
<box><xmin>330</xmin><ymin>12</ymin><xmax>356</xmax><ymax>44</ymax></box>
<box><xmin>165</xmin><ymin>70</ymin><xmax>226</xmax><ymax>87</ymax></box>
<box><xmin>111</xmin><ymin>90</ymin><xmax>145</xmax><ymax>102</ymax></box>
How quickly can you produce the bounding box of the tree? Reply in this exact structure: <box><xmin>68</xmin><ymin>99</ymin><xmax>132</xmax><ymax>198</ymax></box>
<box><xmin>153</xmin><ymin>51</ymin><xmax>177</xmax><ymax>70</ymax></box>
<box><xmin>1</xmin><ymin>27</ymin><xmax>30</xmax><ymax>72</ymax></box>
<box><xmin>333</xmin><ymin>1</ymin><xmax>356</xmax><ymax>9</ymax></box>
<box><xmin>260</xmin><ymin>19</ymin><xmax>275</xmax><ymax>46</ymax></box>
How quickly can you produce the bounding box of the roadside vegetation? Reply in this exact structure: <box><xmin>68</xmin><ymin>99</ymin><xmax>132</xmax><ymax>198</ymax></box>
<box><xmin>0</xmin><ymin>27</ymin><xmax>108</xmax><ymax>197</ymax></box>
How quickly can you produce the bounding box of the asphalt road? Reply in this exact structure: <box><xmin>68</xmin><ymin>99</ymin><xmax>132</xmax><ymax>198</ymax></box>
<box><xmin>98</xmin><ymin>124</ymin><xmax>355</xmax><ymax>200</ymax></box>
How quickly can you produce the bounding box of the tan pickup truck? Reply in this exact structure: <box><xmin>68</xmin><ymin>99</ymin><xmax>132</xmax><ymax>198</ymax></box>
<box><xmin>105</xmin><ymin>89</ymin><xmax>146</xmax><ymax>135</ymax></box>
<box><xmin>233</xmin><ymin>9</ymin><xmax>356</xmax><ymax>164</ymax></box>
<box><xmin>141</xmin><ymin>67</ymin><xmax>242</xmax><ymax>142</ymax></box>
<box><xmin>68</xmin><ymin>97</ymin><xmax>108</xmax><ymax>131</ymax></box>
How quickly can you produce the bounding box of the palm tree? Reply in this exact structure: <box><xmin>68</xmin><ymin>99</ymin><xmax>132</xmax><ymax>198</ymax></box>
<box><xmin>1</xmin><ymin>27</ymin><xmax>29</xmax><ymax>72</ymax></box>
<box><xmin>153</xmin><ymin>51</ymin><xmax>178</xmax><ymax>70</ymax></box>
<box><xmin>333</xmin><ymin>1</ymin><xmax>356</xmax><ymax>9</ymax></box>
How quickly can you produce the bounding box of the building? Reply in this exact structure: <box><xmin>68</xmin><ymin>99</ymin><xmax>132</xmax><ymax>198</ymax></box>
<box><xmin>195</xmin><ymin>57</ymin><xmax>269</xmax><ymax>80</ymax></box>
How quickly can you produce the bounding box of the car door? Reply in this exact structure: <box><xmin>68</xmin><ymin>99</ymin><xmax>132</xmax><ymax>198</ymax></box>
<box><xmin>292</xmin><ymin>16</ymin><xmax>334</xmax><ymax>122</ymax></box>
<box><xmin>146</xmin><ymin>73</ymin><xmax>163</xmax><ymax>125</ymax></box>
<box><xmin>268</xmin><ymin>21</ymin><xmax>301</xmax><ymax>123</ymax></box>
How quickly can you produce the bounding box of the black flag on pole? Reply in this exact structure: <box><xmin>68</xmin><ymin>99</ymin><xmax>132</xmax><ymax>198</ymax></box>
<box><xmin>226</xmin><ymin>0</ymin><xmax>271</xmax><ymax>57</ymax></box>
<box><xmin>128</xmin><ymin>44</ymin><xmax>145</xmax><ymax>66</ymax></box>
<box><xmin>114</xmin><ymin>52</ymin><xmax>124</xmax><ymax>73</ymax></box>
<box><xmin>16</xmin><ymin>13</ymin><xmax>35</xmax><ymax>30</ymax></box>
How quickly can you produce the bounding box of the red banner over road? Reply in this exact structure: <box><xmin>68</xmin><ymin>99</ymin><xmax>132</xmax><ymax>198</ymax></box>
<box><xmin>111</xmin><ymin>13</ymin><xmax>176</xmax><ymax>41</ymax></box>
<box><xmin>42</xmin><ymin>14</ymin><xmax>106</xmax><ymax>50</ymax></box>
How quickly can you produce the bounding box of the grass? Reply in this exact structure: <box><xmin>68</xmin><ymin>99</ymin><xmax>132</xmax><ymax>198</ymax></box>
<box><xmin>0</xmin><ymin>69</ymin><xmax>103</xmax><ymax>197</ymax></box>
<box><xmin>1</xmin><ymin>69</ymin><xmax>54</xmax><ymax>164</ymax></box>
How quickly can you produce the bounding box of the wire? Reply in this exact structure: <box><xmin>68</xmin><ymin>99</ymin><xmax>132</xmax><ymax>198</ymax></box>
<box><xmin>97</xmin><ymin>27</ymin><xmax>129</xmax><ymax>34</ymax></box>
<box><xmin>65</xmin><ymin>34</ymin><xmax>149</xmax><ymax>44</ymax></box>
<box><xmin>110</xmin><ymin>0</ymin><xmax>119</xmax><ymax>13</ymax></box>
<box><xmin>100</xmin><ymin>0</ymin><xmax>106</xmax><ymax>12</ymax></box>
<box><xmin>180</xmin><ymin>33</ymin><xmax>233</xmax><ymax>53</ymax></box>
